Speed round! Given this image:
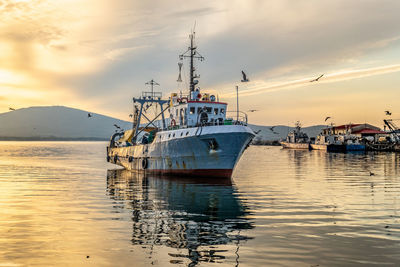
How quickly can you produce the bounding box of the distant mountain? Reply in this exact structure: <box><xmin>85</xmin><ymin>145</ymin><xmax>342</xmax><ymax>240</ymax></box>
<box><xmin>248</xmin><ymin>124</ymin><xmax>326</xmax><ymax>141</ymax></box>
<box><xmin>0</xmin><ymin>106</ymin><xmax>132</xmax><ymax>140</ymax></box>
<box><xmin>0</xmin><ymin>105</ymin><xmax>325</xmax><ymax>141</ymax></box>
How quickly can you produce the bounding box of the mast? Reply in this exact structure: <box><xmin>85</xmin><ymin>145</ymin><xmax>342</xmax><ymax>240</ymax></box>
<box><xmin>180</xmin><ymin>32</ymin><xmax>204</xmax><ymax>96</ymax></box>
<box><xmin>190</xmin><ymin>34</ymin><xmax>194</xmax><ymax>92</ymax></box>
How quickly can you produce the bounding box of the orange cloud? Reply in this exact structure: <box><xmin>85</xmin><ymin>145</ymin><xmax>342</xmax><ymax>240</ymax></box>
<box><xmin>222</xmin><ymin>64</ymin><xmax>400</xmax><ymax>98</ymax></box>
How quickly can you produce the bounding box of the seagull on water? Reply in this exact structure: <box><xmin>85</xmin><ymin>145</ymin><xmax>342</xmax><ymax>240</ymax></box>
<box><xmin>87</xmin><ymin>113</ymin><xmax>92</xmax><ymax>118</ymax></box>
<box><xmin>310</xmin><ymin>74</ymin><xmax>324</xmax><ymax>82</ymax></box>
<box><xmin>113</xmin><ymin>124</ymin><xmax>120</xmax><ymax>129</ymax></box>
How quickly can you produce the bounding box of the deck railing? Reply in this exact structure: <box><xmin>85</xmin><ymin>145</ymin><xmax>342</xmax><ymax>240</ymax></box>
<box><xmin>226</xmin><ymin>111</ymin><xmax>248</xmax><ymax>126</ymax></box>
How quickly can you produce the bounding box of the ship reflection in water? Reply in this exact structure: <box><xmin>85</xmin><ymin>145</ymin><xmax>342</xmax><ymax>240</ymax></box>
<box><xmin>106</xmin><ymin>169</ymin><xmax>253</xmax><ymax>265</ymax></box>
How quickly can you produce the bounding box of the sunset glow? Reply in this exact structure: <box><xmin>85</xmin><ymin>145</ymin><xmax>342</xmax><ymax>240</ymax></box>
<box><xmin>1</xmin><ymin>0</ymin><xmax>400</xmax><ymax>126</ymax></box>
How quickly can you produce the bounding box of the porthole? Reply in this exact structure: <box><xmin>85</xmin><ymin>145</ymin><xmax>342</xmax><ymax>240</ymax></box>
<box><xmin>186</xmin><ymin>132</ymin><xmax>189</xmax><ymax>136</ymax></box>
<box><xmin>168</xmin><ymin>134</ymin><xmax>171</xmax><ymax>138</ymax></box>
<box><xmin>173</xmin><ymin>133</ymin><xmax>175</xmax><ymax>137</ymax></box>
<box><xmin>180</xmin><ymin>132</ymin><xmax>183</xmax><ymax>136</ymax></box>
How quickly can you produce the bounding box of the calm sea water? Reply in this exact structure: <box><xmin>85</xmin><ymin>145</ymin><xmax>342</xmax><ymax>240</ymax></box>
<box><xmin>1</xmin><ymin>142</ymin><xmax>400</xmax><ymax>266</ymax></box>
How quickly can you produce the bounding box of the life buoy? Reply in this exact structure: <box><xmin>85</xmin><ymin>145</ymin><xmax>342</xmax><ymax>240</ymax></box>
<box><xmin>200</xmin><ymin>112</ymin><xmax>208</xmax><ymax>124</ymax></box>
<box><xmin>142</xmin><ymin>158</ymin><xmax>148</xmax><ymax>169</ymax></box>
<box><xmin>171</xmin><ymin>119</ymin><xmax>176</xmax><ymax>127</ymax></box>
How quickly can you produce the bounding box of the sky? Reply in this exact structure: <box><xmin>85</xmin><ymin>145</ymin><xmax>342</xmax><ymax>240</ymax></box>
<box><xmin>1</xmin><ymin>0</ymin><xmax>400</xmax><ymax>127</ymax></box>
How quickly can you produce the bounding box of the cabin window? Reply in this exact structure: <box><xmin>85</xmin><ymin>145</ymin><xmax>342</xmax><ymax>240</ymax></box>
<box><xmin>205</xmin><ymin>107</ymin><xmax>212</xmax><ymax>113</ymax></box>
<box><xmin>197</xmin><ymin>107</ymin><xmax>202</xmax><ymax>114</ymax></box>
<box><xmin>221</xmin><ymin>108</ymin><xmax>225</xmax><ymax>114</ymax></box>
<box><xmin>186</xmin><ymin>132</ymin><xmax>189</xmax><ymax>136</ymax></box>
<box><xmin>214</xmin><ymin>108</ymin><xmax>219</xmax><ymax>115</ymax></box>
<box><xmin>190</xmin><ymin>107</ymin><xmax>195</xmax><ymax>114</ymax></box>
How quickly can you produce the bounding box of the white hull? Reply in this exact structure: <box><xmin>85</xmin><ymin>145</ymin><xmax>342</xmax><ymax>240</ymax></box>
<box><xmin>108</xmin><ymin>125</ymin><xmax>255</xmax><ymax>178</ymax></box>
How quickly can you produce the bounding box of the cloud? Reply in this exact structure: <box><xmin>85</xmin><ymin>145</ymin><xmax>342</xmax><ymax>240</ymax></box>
<box><xmin>166</xmin><ymin>7</ymin><xmax>223</xmax><ymax>18</ymax></box>
<box><xmin>105</xmin><ymin>45</ymin><xmax>152</xmax><ymax>60</ymax></box>
<box><xmin>2</xmin><ymin>0</ymin><xmax>400</xmax><ymax>123</ymax></box>
<box><xmin>222</xmin><ymin>64</ymin><xmax>400</xmax><ymax>98</ymax></box>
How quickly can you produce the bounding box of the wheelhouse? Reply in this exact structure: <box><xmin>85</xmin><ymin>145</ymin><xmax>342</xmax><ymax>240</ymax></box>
<box><xmin>168</xmin><ymin>92</ymin><xmax>227</xmax><ymax>127</ymax></box>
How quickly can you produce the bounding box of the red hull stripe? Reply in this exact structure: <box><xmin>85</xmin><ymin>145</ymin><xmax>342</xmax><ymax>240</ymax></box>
<box><xmin>145</xmin><ymin>169</ymin><xmax>233</xmax><ymax>178</ymax></box>
<box><xmin>187</xmin><ymin>100</ymin><xmax>227</xmax><ymax>105</ymax></box>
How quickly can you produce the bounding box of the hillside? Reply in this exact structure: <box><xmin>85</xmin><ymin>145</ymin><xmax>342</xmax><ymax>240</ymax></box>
<box><xmin>0</xmin><ymin>106</ymin><xmax>132</xmax><ymax>140</ymax></box>
<box><xmin>0</xmin><ymin>106</ymin><xmax>325</xmax><ymax>141</ymax></box>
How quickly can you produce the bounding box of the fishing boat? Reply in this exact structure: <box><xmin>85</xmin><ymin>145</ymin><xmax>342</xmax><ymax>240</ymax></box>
<box><xmin>106</xmin><ymin>32</ymin><xmax>255</xmax><ymax>178</ymax></box>
<box><xmin>311</xmin><ymin>124</ymin><xmax>371</xmax><ymax>152</ymax></box>
<box><xmin>311</xmin><ymin>134</ymin><xmax>368</xmax><ymax>152</ymax></box>
<box><xmin>310</xmin><ymin>135</ymin><xmax>328</xmax><ymax>151</ymax></box>
<box><xmin>281</xmin><ymin>122</ymin><xmax>310</xmax><ymax>149</ymax></box>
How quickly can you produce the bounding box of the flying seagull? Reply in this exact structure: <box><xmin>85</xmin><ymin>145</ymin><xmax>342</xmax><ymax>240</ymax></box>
<box><xmin>254</xmin><ymin>130</ymin><xmax>261</xmax><ymax>134</ymax></box>
<box><xmin>9</xmin><ymin>107</ymin><xmax>15</xmax><ymax>111</ymax></box>
<box><xmin>87</xmin><ymin>113</ymin><xmax>92</xmax><ymax>118</ymax></box>
<box><xmin>268</xmin><ymin>126</ymin><xmax>279</xmax><ymax>135</ymax></box>
<box><xmin>310</xmin><ymin>74</ymin><xmax>324</xmax><ymax>82</ymax></box>
<box><xmin>129</xmin><ymin>114</ymin><xmax>133</xmax><ymax>118</ymax></box>
<box><xmin>248</xmin><ymin>109</ymin><xmax>258</xmax><ymax>112</ymax></box>
<box><xmin>325</xmin><ymin>116</ymin><xmax>331</xmax><ymax>122</ymax></box>
<box><xmin>241</xmin><ymin>71</ymin><xmax>249</xmax><ymax>82</ymax></box>
<box><xmin>385</xmin><ymin>110</ymin><xmax>392</xmax><ymax>116</ymax></box>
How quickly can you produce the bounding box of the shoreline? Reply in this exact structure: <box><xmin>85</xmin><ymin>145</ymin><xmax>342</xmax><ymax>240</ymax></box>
<box><xmin>0</xmin><ymin>137</ymin><xmax>108</xmax><ymax>141</ymax></box>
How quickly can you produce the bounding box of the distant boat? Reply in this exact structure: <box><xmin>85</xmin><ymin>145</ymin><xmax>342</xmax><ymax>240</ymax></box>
<box><xmin>281</xmin><ymin>122</ymin><xmax>310</xmax><ymax>149</ymax></box>
<box><xmin>311</xmin><ymin>124</ymin><xmax>376</xmax><ymax>152</ymax></box>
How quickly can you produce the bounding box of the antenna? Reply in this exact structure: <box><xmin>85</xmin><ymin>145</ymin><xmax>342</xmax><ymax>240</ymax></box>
<box><xmin>179</xmin><ymin>29</ymin><xmax>204</xmax><ymax>95</ymax></box>
<box><xmin>192</xmin><ymin>21</ymin><xmax>197</xmax><ymax>34</ymax></box>
<box><xmin>145</xmin><ymin>79</ymin><xmax>160</xmax><ymax>98</ymax></box>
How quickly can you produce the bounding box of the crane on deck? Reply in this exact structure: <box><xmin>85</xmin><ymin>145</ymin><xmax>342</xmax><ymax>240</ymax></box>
<box><xmin>383</xmin><ymin>119</ymin><xmax>400</xmax><ymax>143</ymax></box>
